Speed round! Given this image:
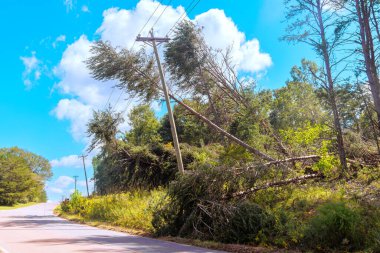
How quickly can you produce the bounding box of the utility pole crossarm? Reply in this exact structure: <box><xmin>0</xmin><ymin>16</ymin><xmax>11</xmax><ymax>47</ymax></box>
<box><xmin>136</xmin><ymin>35</ymin><xmax>170</xmax><ymax>44</ymax></box>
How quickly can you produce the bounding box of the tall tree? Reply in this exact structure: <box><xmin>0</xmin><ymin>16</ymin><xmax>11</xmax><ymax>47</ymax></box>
<box><xmin>283</xmin><ymin>0</ymin><xmax>348</xmax><ymax>172</ymax></box>
<box><xmin>0</xmin><ymin>147</ymin><xmax>50</xmax><ymax>205</ymax></box>
<box><xmin>270</xmin><ymin>80</ymin><xmax>325</xmax><ymax>131</ymax></box>
<box><xmin>338</xmin><ymin>0</ymin><xmax>380</xmax><ymax>131</ymax></box>
<box><xmin>126</xmin><ymin>104</ymin><xmax>162</xmax><ymax>146</ymax></box>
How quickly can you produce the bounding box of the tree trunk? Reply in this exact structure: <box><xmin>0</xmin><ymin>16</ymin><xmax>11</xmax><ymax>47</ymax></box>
<box><xmin>317</xmin><ymin>0</ymin><xmax>348</xmax><ymax>172</ymax></box>
<box><xmin>355</xmin><ymin>0</ymin><xmax>380</xmax><ymax>132</ymax></box>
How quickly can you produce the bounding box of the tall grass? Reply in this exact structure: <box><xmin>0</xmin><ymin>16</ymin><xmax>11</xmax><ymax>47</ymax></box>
<box><xmin>60</xmin><ymin>189</ymin><xmax>166</xmax><ymax>233</ymax></box>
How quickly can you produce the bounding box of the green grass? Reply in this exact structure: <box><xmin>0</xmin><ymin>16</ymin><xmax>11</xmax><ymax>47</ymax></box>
<box><xmin>0</xmin><ymin>202</ymin><xmax>39</xmax><ymax>210</ymax></box>
<box><xmin>59</xmin><ymin>190</ymin><xmax>167</xmax><ymax>233</ymax></box>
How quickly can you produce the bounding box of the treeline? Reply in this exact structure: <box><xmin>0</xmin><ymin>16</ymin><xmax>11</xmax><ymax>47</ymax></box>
<box><xmin>0</xmin><ymin>147</ymin><xmax>51</xmax><ymax>205</ymax></box>
<box><xmin>61</xmin><ymin>0</ymin><xmax>380</xmax><ymax>251</ymax></box>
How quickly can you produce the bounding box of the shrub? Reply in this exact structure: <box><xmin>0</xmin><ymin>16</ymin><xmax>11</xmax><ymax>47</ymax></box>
<box><xmin>303</xmin><ymin>201</ymin><xmax>365</xmax><ymax>251</ymax></box>
<box><xmin>60</xmin><ymin>191</ymin><xmax>89</xmax><ymax>215</ymax></box>
<box><xmin>152</xmin><ymin>167</ymin><xmax>276</xmax><ymax>243</ymax></box>
<box><xmin>152</xmin><ymin>167</ymin><xmax>245</xmax><ymax>238</ymax></box>
<box><xmin>214</xmin><ymin>201</ymin><xmax>275</xmax><ymax>244</ymax></box>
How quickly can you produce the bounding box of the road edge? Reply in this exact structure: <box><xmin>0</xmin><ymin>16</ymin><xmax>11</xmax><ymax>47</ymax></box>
<box><xmin>54</xmin><ymin>207</ymin><xmax>292</xmax><ymax>253</ymax></box>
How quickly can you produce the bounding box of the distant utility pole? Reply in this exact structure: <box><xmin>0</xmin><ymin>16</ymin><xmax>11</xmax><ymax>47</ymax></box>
<box><xmin>79</xmin><ymin>154</ymin><xmax>90</xmax><ymax>197</ymax></box>
<box><xmin>136</xmin><ymin>29</ymin><xmax>184</xmax><ymax>174</ymax></box>
<box><xmin>73</xmin><ymin>175</ymin><xmax>79</xmax><ymax>192</ymax></box>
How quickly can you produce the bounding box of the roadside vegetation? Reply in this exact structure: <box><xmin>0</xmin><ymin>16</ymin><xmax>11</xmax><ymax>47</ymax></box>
<box><xmin>0</xmin><ymin>147</ymin><xmax>51</xmax><ymax>206</ymax></box>
<box><xmin>0</xmin><ymin>202</ymin><xmax>40</xmax><ymax>210</ymax></box>
<box><xmin>60</xmin><ymin>1</ymin><xmax>380</xmax><ymax>252</ymax></box>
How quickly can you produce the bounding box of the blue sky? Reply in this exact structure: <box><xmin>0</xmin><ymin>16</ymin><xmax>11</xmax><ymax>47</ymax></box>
<box><xmin>0</xmin><ymin>0</ymin><xmax>315</xmax><ymax>201</ymax></box>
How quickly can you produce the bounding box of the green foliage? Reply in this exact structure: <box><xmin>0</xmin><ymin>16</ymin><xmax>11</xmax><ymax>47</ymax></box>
<box><xmin>60</xmin><ymin>189</ymin><xmax>166</xmax><ymax>232</ymax></box>
<box><xmin>60</xmin><ymin>190</ymin><xmax>88</xmax><ymax>215</ymax></box>
<box><xmin>93</xmin><ymin>143</ymin><xmax>177</xmax><ymax>194</ymax></box>
<box><xmin>165</xmin><ymin>21</ymin><xmax>204</xmax><ymax>89</ymax></box>
<box><xmin>280</xmin><ymin>122</ymin><xmax>328</xmax><ymax>151</ymax></box>
<box><xmin>303</xmin><ymin>201</ymin><xmax>365</xmax><ymax>251</ymax></box>
<box><xmin>219</xmin><ymin>144</ymin><xmax>254</xmax><ymax>167</ymax></box>
<box><xmin>270</xmin><ymin>81</ymin><xmax>325</xmax><ymax>131</ymax></box>
<box><xmin>87</xmin><ymin>106</ymin><xmax>124</xmax><ymax>152</ymax></box>
<box><xmin>0</xmin><ymin>147</ymin><xmax>49</xmax><ymax>206</ymax></box>
<box><xmin>84</xmin><ymin>17</ymin><xmax>380</xmax><ymax>253</ymax></box>
<box><xmin>160</xmin><ymin>100</ymin><xmax>214</xmax><ymax>146</ymax></box>
<box><xmin>93</xmin><ymin>142</ymin><xmax>223</xmax><ymax>194</ymax></box>
<box><xmin>251</xmin><ymin>185</ymin><xmax>343</xmax><ymax>248</ymax></box>
<box><xmin>214</xmin><ymin>202</ymin><xmax>275</xmax><ymax>244</ymax></box>
<box><xmin>126</xmin><ymin>104</ymin><xmax>162</xmax><ymax>145</ymax></box>
<box><xmin>87</xmin><ymin>41</ymin><xmax>160</xmax><ymax>102</ymax></box>
<box><xmin>344</xmin><ymin>131</ymin><xmax>379</xmax><ymax>164</ymax></box>
<box><xmin>4</xmin><ymin>147</ymin><xmax>52</xmax><ymax>180</ymax></box>
<box><xmin>152</xmin><ymin>167</ymin><xmax>269</xmax><ymax>240</ymax></box>
<box><xmin>229</xmin><ymin>90</ymin><xmax>273</xmax><ymax>145</ymax></box>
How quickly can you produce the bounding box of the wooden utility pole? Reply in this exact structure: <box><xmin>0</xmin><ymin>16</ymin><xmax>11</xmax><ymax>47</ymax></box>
<box><xmin>136</xmin><ymin>29</ymin><xmax>184</xmax><ymax>174</ymax></box>
<box><xmin>79</xmin><ymin>154</ymin><xmax>90</xmax><ymax>197</ymax></box>
<box><xmin>73</xmin><ymin>175</ymin><xmax>79</xmax><ymax>192</ymax></box>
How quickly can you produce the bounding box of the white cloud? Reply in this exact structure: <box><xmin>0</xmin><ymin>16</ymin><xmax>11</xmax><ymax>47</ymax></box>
<box><xmin>20</xmin><ymin>52</ymin><xmax>41</xmax><ymax>88</ymax></box>
<box><xmin>45</xmin><ymin>171</ymin><xmax>95</xmax><ymax>199</ymax></box>
<box><xmin>50</xmin><ymin>153</ymin><xmax>93</xmax><ymax>169</ymax></box>
<box><xmin>81</xmin><ymin>5</ymin><xmax>90</xmax><ymax>13</ymax></box>
<box><xmin>53</xmin><ymin>176</ymin><xmax>75</xmax><ymax>188</ymax></box>
<box><xmin>96</xmin><ymin>1</ymin><xmax>184</xmax><ymax>48</ymax></box>
<box><xmin>52</xmin><ymin>98</ymin><xmax>92</xmax><ymax>142</ymax></box>
<box><xmin>50</xmin><ymin>154</ymin><xmax>83</xmax><ymax>168</ymax></box>
<box><xmin>52</xmin><ymin>0</ymin><xmax>272</xmax><ymax>143</ymax></box>
<box><xmin>52</xmin><ymin>35</ymin><xmax>131</xmax><ymax>142</ymax></box>
<box><xmin>48</xmin><ymin>187</ymin><xmax>64</xmax><ymax>194</ymax></box>
<box><xmin>78</xmin><ymin>180</ymin><xmax>94</xmax><ymax>189</ymax></box>
<box><xmin>45</xmin><ymin>176</ymin><xmax>78</xmax><ymax>198</ymax></box>
<box><xmin>238</xmin><ymin>40</ymin><xmax>272</xmax><ymax>73</ymax></box>
<box><xmin>78</xmin><ymin>180</ymin><xmax>87</xmax><ymax>187</ymax></box>
<box><xmin>53</xmin><ymin>35</ymin><xmax>66</xmax><ymax>48</ymax></box>
<box><xmin>194</xmin><ymin>9</ymin><xmax>272</xmax><ymax>73</ymax></box>
<box><xmin>64</xmin><ymin>0</ymin><xmax>74</xmax><ymax>11</ymax></box>
<box><xmin>54</xmin><ymin>35</ymin><xmax>112</xmax><ymax>105</ymax></box>
<box><xmin>46</xmin><ymin>178</ymin><xmax>94</xmax><ymax>197</ymax></box>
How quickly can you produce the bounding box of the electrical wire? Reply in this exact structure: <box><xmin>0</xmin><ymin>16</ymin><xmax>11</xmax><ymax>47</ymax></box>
<box><xmin>101</xmin><ymin>0</ymin><xmax>166</xmax><ymax>112</ymax></box>
<box><xmin>149</xmin><ymin>0</ymin><xmax>173</xmax><ymax>32</ymax></box>
<box><xmin>166</xmin><ymin>0</ymin><xmax>201</xmax><ymax>37</ymax></box>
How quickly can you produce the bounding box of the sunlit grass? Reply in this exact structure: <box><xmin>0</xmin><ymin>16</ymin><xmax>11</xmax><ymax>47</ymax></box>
<box><xmin>0</xmin><ymin>202</ymin><xmax>39</xmax><ymax>210</ymax></box>
<box><xmin>58</xmin><ymin>189</ymin><xmax>166</xmax><ymax>233</ymax></box>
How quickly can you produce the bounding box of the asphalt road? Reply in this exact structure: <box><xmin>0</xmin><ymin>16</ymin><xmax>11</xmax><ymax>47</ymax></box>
<box><xmin>0</xmin><ymin>203</ymin><xmax>224</xmax><ymax>253</ymax></box>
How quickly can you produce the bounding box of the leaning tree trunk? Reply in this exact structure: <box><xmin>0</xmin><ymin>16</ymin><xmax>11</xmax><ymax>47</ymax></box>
<box><xmin>169</xmin><ymin>93</ymin><xmax>276</xmax><ymax>162</ymax></box>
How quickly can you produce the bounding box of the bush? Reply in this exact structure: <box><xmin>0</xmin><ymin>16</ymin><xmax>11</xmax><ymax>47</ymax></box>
<box><xmin>152</xmin><ymin>167</ymin><xmax>245</xmax><ymax>238</ymax></box>
<box><xmin>214</xmin><ymin>201</ymin><xmax>275</xmax><ymax>244</ymax></box>
<box><xmin>152</xmin><ymin>167</ymin><xmax>275</xmax><ymax>243</ymax></box>
<box><xmin>60</xmin><ymin>191</ymin><xmax>89</xmax><ymax>215</ymax></box>
<box><xmin>303</xmin><ymin>201</ymin><xmax>365</xmax><ymax>251</ymax></box>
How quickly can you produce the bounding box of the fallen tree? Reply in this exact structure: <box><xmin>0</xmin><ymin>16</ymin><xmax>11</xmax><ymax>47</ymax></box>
<box><xmin>224</xmin><ymin>173</ymin><xmax>323</xmax><ymax>200</ymax></box>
